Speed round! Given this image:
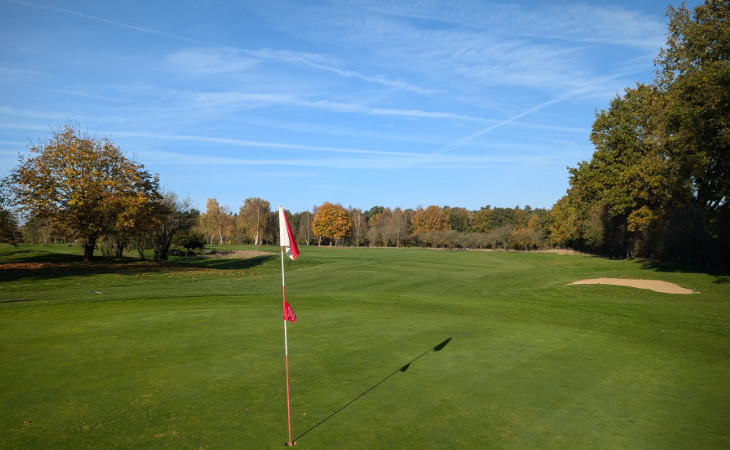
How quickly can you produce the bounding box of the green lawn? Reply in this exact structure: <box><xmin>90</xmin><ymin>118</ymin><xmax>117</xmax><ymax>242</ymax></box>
<box><xmin>1</xmin><ymin>244</ymin><xmax>729</xmax><ymax>448</ymax></box>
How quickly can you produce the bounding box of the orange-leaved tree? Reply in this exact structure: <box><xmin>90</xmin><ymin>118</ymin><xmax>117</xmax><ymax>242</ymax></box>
<box><xmin>312</xmin><ymin>202</ymin><xmax>352</xmax><ymax>245</ymax></box>
<box><xmin>7</xmin><ymin>124</ymin><xmax>161</xmax><ymax>262</ymax></box>
<box><xmin>410</xmin><ymin>205</ymin><xmax>450</xmax><ymax>236</ymax></box>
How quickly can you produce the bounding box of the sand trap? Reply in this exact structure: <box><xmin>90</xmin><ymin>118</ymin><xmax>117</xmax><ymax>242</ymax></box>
<box><xmin>569</xmin><ymin>278</ymin><xmax>695</xmax><ymax>294</ymax></box>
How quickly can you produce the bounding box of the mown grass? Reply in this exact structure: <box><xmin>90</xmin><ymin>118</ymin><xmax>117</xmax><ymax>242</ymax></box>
<box><xmin>1</xmin><ymin>244</ymin><xmax>729</xmax><ymax>448</ymax></box>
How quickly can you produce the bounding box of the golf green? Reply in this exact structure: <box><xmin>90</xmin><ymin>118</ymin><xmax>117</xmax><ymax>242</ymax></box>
<box><xmin>1</xmin><ymin>245</ymin><xmax>728</xmax><ymax>448</ymax></box>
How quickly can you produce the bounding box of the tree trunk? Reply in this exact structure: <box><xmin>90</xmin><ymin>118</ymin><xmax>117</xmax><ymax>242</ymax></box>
<box><xmin>83</xmin><ymin>237</ymin><xmax>96</xmax><ymax>263</ymax></box>
<box><xmin>137</xmin><ymin>239</ymin><xmax>146</xmax><ymax>260</ymax></box>
<box><xmin>115</xmin><ymin>239</ymin><xmax>127</xmax><ymax>258</ymax></box>
<box><xmin>154</xmin><ymin>247</ymin><xmax>168</xmax><ymax>262</ymax></box>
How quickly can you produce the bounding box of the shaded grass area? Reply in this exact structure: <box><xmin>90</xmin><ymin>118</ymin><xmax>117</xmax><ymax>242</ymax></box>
<box><xmin>1</xmin><ymin>244</ymin><xmax>729</xmax><ymax>448</ymax></box>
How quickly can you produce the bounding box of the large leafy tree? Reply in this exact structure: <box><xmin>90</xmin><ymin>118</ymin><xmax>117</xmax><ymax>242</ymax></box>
<box><xmin>312</xmin><ymin>202</ymin><xmax>352</xmax><ymax>245</ymax></box>
<box><xmin>569</xmin><ymin>83</ymin><xmax>677</xmax><ymax>255</ymax></box>
<box><xmin>658</xmin><ymin>0</ymin><xmax>730</xmax><ymax>261</ymax></box>
<box><xmin>559</xmin><ymin>0</ymin><xmax>729</xmax><ymax>266</ymax></box>
<box><xmin>6</xmin><ymin>124</ymin><xmax>161</xmax><ymax>262</ymax></box>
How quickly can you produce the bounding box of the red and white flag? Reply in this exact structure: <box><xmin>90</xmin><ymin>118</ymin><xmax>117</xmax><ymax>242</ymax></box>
<box><xmin>283</xmin><ymin>300</ymin><xmax>297</xmax><ymax>323</ymax></box>
<box><xmin>278</xmin><ymin>206</ymin><xmax>300</xmax><ymax>261</ymax></box>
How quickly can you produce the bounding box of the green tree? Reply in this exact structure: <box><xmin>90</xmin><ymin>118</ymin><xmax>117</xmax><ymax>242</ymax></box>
<box><xmin>569</xmin><ymin>83</ymin><xmax>675</xmax><ymax>256</ymax></box>
<box><xmin>313</xmin><ymin>202</ymin><xmax>352</xmax><ymax>245</ymax></box>
<box><xmin>444</xmin><ymin>206</ymin><xmax>472</xmax><ymax>232</ymax></box>
<box><xmin>0</xmin><ymin>207</ymin><xmax>20</xmax><ymax>245</ymax></box>
<box><xmin>172</xmin><ymin>228</ymin><xmax>206</xmax><ymax>256</ymax></box>
<box><xmin>0</xmin><ymin>184</ymin><xmax>21</xmax><ymax>245</ymax></box>
<box><xmin>657</xmin><ymin>0</ymin><xmax>730</xmax><ymax>264</ymax></box>
<box><xmin>6</xmin><ymin>124</ymin><xmax>161</xmax><ymax>262</ymax></box>
<box><xmin>560</xmin><ymin>0</ymin><xmax>729</xmax><ymax>266</ymax></box>
<box><xmin>149</xmin><ymin>191</ymin><xmax>196</xmax><ymax>261</ymax></box>
<box><xmin>471</xmin><ymin>206</ymin><xmax>493</xmax><ymax>233</ymax></box>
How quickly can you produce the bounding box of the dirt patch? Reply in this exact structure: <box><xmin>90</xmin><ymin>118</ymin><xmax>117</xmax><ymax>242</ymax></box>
<box><xmin>569</xmin><ymin>278</ymin><xmax>695</xmax><ymax>294</ymax></box>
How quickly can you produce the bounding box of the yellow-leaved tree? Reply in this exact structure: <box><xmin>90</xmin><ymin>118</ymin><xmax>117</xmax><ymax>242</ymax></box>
<box><xmin>410</xmin><ymin>205</ymin><xmax>450</xmax><ymax>236</ymax></box>
<box><xmin>312</xmin><ymin>202</ymin><xmax>352</xmax><ymax>246</ymax></box>
<box><xmin>7</xmin><ymin>124</ymin><xmax>161</xmax><ymax>262</ymax></box>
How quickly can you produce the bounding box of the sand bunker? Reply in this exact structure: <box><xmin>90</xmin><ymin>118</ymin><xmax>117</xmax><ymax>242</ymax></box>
<box><xmin>569</xmin><ymin>278</ymin><xmax>695</xmax><ymax>294</ymax></box>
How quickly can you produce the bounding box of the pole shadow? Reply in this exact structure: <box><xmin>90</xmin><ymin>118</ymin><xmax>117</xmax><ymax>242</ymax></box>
<box><xmin>294</xmin><ymin>337</ymin><xmax>452</xmax><ymax>442</ymax></box>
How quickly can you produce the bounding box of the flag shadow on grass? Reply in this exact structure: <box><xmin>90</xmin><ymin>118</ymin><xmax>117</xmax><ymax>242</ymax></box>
<box><xmin>294</xmin><ymin>337</ymin><xmax>452</xmax><ymax>442</ymax></box>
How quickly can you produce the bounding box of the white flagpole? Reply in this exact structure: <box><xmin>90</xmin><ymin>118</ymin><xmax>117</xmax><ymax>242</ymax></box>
<box><xmin>281</xmin><ymin>245</ymin><xmax>294</xmax><ymax>446</ymax></box>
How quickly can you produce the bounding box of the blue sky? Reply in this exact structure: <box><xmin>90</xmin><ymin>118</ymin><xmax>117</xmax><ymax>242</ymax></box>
<box><xmin>0</xmin><ymin>0</ymin><xmax>700</xmax><ymax>213</ymax></box>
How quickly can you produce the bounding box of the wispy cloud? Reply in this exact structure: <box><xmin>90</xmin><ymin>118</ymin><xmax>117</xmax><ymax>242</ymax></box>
<box><xmin>139</xmin><ymin>146</ymin><xmax>552</xmax><ymax>170</ymax></box>
<box><xmin>10</xmin><ymin>0</ymin><xmax>203</xmax><ymax>44</ymax></box>
<box><xmin>191</xmin><ymin>91</ymin><xmax>492</xmax><ymax>123</ymax></box>
<box><xmin>356</xmin><ymin>0</ymin><xmax>666</xmax><ymax>50</ymax></box>
<box><xmin>0</xmin><ymin>67</ymin><xmax>43</xmax><ymax>82</ymax></box>
<box><xmin>166</xmin><ymin>47</ymin><xmax>437</xmax><ymax>95</ymax></box>
<box><xmin>165</xmin><ymin>48</ymin><xmax>259</xmax><ymax>76</ymax></box>
<box><xmin>110</xmin><ymin>131</ymin><xmax>417</xmax><ymax>157</ymax></box>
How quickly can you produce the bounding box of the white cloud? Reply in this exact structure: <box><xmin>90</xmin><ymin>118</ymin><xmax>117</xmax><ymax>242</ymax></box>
<box><xmin>166</xmin><ymin>48</ymin><xmax>259</xmax><ymax>76</ymax></box>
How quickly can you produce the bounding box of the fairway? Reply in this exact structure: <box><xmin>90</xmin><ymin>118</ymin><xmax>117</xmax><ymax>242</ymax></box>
<box><xmin>1</xmin><ymin>245</ymin><xmax>729</xmax><ymax>448</ymax></box>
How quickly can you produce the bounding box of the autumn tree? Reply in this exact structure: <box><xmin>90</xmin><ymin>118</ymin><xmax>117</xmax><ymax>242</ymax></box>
<box><xmin>347</xmin><ymin>207</ymin><xmax>367</xmax><ymax>247</ymax></box>
<box><xmin>411</xmin><ymin>206</ymin><xmax>450</xmax><ymax>236</ymax></box>
<box><xmin>199</xmin><ymin>198</ymin><xmax>234</xmax><ymax>245</ymax></box>
<box><xmin>312</xmin><ymin>202</ymin><xmax>352</xmax><ymax>245</ymax></box>
<box><xmin>549</xmin><ymin>196</ymin><xmax>580</xmax><ymax>247</ymax></box>
<box><xmin>239</xmin><ymin>197</ymin><xmax>271</xmax><ymax>245</ymax></box>
<box><xmin>367</xmin><ymin>210</ymin><xmax>385</xmax><ymax>246</ymax></box>
<box><xmin>381</xmin><ymin>207</ymin><xmax>411</xmax><ymax>247</ymax></box>
<box><xmin>106</xmin><ymin>185</ymin><xmax>162</xmax><ymax>258</ymax></box>
<box><xmin>5</xmin><ymin>124</ymin><xmax>160</xmax><ymax>262</ymax></box>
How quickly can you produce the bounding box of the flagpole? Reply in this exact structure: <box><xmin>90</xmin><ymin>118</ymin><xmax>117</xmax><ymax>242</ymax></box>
<box><xmin>281</xmin><ymin>245</ymin><xmax>295</xmax><ymax>446</ymax></box>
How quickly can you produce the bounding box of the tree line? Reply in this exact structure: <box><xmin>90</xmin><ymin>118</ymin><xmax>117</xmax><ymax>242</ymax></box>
<box><xmin>1</xmin><ymin>1</ymin><xmax>727</xmax><ymax>270</ymax></box>
<box><xmin>186</xmin><ymin>199</ymin><xmax>552</xmax><ymax>250</ymax></box>
<box><xmin>549</xmin><ymin>0</ymin><xmax>728</xmax><ymax>271</ymax></box>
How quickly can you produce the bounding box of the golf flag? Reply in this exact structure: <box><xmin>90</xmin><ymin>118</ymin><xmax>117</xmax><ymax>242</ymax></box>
<box><xmin>283</xmin><ymin>300</ymin><xmax>297</xmax><ymax>323</ymax></box>
<box><xmin>278</xmin><ymin>205</ymin><xmax>299</xmax><ymax>446</ymax></box>
<box><xmin>279</xmin><ymin>206</ymin><xmax>299</xmax><ymax>261</ymax></box>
